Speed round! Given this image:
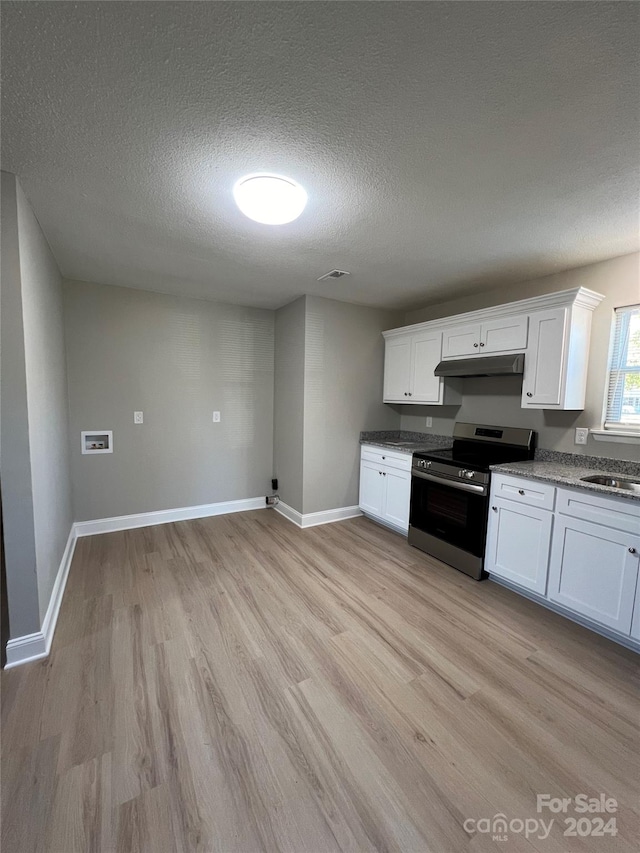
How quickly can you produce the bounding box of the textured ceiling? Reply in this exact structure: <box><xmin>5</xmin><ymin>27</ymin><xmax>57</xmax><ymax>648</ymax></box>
<box><xmin>2</xmin><ymin>2</ymin><xmax>639</xmax><ymax>310</ymax></box>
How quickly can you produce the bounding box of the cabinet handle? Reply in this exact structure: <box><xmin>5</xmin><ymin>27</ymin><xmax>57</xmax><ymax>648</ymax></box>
<box><xmin>408</xmin><ymin>392</ymin><xmax>412</xmax><ymax>397</ymax></box>
<box><xmin>479</xmin><ymin>342</ymin><xmax>485</xmax><ymax>347</ymax></box>
<box><xmin>473</xmin><ymin>343</ymin><xmax>479</xmax><ymax>348</ymax></box>
<box><xmin>379</xmin><ymin>471</ymin><xmax>382</xmax><ymax>475</ymax></box>
<box><xmin>492</xmin><ymin>506</ymin><xmax>498</xmax><ymax>511</ymax></box>
<box><xmin>518</xmin><ymin>489</ymin><xmax>525</xmax><ymax>495</ymax></box>
<box><xmin>382</xmin><ymin>456</ymin><xmax>385</xmax><ymax>460</ymax></box>
<box><xmin>383</xmin><ymin>472</ymin><xmax>386</xmax><ymax>476</ymax></box>
<box><xmin>630</xmin><ymin>548</ymin><xmax>637</xmax><ymax>554</ymax></box>
<box><xmin>526</xmin><ymin>392</ymin><xmax>533</xmax><ymax>398</ymax></box>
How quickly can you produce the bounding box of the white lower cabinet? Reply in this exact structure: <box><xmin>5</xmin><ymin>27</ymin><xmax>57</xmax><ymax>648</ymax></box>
<box><xmin>547</xmin><ymin>516</ymin><xmax>640</xmax><ymax>634</ymax></box>
<box><xmin>487</xmin><ymin>474</ymin><xmax>640</xmax><ymax>647</ymax></box>
<box><xmin>485</xmin><ymin>498</ymin><xmax>553</xmax><ymax>595</ymax></box>
<box><xmin>359</xmin><ymin>460</ymin><xmax>385</xmax><ymax>518</ymax></box>
<box><xmin>359</xmin><ymin>446</ymin><xmax>411</xmax><ymax>533</ymax></box>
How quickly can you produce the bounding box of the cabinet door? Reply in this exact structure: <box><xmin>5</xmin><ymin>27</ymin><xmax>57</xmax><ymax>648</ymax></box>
<box><xmin>442</xmin><ymin>324</ymin><xmax>481</xmax><ymax>358</ymax></box>
<box><xmin>522</xmin><ymin>308</ymin><xmax>567</xmax><ymax>407</ymax></box>
<box><xmin>383</xmin><ymin>467</ymin><xmax>411</xmax><ymax>532</ymax></box>
<box><xmin>486</xmin><ymin>498</ymin><xmax>552</xmax><ymax>594</ymax></box>
<box><xmin>480</xmin><ymin>316</ymin><xmax>528</xmax><ymax>354</ymax></box>
<box><xmin>383</xmin><ymin>337</ymin><xmax>412</xmax><ymax>401</ymax></box>
<box><xmin>410</xmin><ymin>331</ymin><xmax>443</xmax><ymax>403</ymax></box>
<box><xmin>548</xmin><ymin>516</ymin><xmax>640</xmax><ymax>634</ymax></box>
<box><xmin>359</xmin><ymin>461</ymin><xmax>385</xmax><ymax>519</ymax></box>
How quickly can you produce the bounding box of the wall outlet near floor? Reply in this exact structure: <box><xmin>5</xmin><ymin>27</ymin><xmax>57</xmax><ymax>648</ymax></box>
<box><xmin>425</xmin><ymin>417</ymin><xmax>433</xmax><ymax>428</ymax></box>
<box><xmin>213</xmin><ymin>411</ymin><xmax>221</xmax><ymax>423</ymax></box>
<box><xmin>574</xmin><ymin>427</ymin><xmax>589</xmax><ymax>445</ymax></box>
<box><xmin>134</xmin><ymin>411</ymin><xmax>143</xmax><ymax>424</ymax></box>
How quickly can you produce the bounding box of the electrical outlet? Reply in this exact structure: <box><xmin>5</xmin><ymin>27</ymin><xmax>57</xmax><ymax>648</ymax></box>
<box><xmin>134</xmin><ymin>411</ymin><xmax>143</xmax><ymax>424</ymax></box>
<box><xmin>213</xmin><ymin>411</ymin><xmax>221</xmax><ymax>423</ymax></box>
<box><xmin>574</xmin><ymin>428</ymin><xmax>589</xmax><ymax>445</ymax></box>
<box><xmin>425</xmin><ymin>417</ymin><xmax>433</xmax><ymax>428</ymax></box>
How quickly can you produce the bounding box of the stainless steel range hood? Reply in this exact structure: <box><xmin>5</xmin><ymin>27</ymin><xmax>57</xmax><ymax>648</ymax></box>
<box><xmin>434</xmin><ymin>353</ymin><xmax>525</xmax><ymax>378</ymax></box>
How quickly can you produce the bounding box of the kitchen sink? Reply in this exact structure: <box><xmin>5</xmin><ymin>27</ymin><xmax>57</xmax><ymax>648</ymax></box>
<box><xmin>580</xmin><ymin>475</ymin><xmax>640</xmax><ymax>493</ymax></box>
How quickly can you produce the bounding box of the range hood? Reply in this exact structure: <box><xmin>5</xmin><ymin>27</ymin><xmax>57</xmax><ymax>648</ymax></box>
<box><xmin>434</xmin><ymin>353</ymin><xmax>525</xmax><ymax>378</ymax></box>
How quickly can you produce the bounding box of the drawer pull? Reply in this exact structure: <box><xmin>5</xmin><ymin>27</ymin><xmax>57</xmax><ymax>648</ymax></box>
<box><xmin>492</xmin><ymin>506</ymin><xmax>497</xmax><ymax>512</ymax></box>
<box><xmin>630</xmin><ymin>548</ymin><xmax>637</xmax><ymax>554</ymax></box>
<box><xmin>518</xmin><ymin>489</ymin><xmax>525</xmax><ymax>495</ymax></box>
<box><xmin>526</xmin><ymin>392</ymin><xmax>533</xmax><ymax>398</ymax></box>
<box><xmin>473</xmin><ymin>343</ymin><xmax>479</xmax><ymax>348</ymax></box>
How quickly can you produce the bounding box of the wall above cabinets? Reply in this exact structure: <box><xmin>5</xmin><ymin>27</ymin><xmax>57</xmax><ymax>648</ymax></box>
<box><xmin>382</xmin><ymin>287</ymin><xmax>604</xmax><ymax>411</ymax></box>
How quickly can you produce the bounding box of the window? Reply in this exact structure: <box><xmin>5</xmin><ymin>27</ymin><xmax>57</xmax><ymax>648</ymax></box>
<box><xmin>604</xmin><ymin>304</ymin><xmax>640</xmax><ymax>431</ymax></box>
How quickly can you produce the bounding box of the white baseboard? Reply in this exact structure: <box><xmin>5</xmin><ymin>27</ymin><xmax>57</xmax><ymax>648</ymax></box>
<box><xmin>489</xmin><ymin>577</ymin><xmax>640</xmax><ymax>653</ymax></box>
<box><xmin>5</xmin><ymin>525</ymin><xmax>78</xmax><ymax>669</ymax></box>
<box><xmin>4</xmin><ymin>631</ymin><xmax>47</xmax><ymax>668</ymax></box>
<box><xmin>5</xmin><ymin>497</ymin><xmax>267</xmax><ymax>668</ymax></box>
<box><xmin>74</xmin><ymin>496</ymin><xmax>266</xmax><ymax>537</ymax></box>
<box><xmin>275</xmin><ymin>502</ymin><xmax>362</xmax><ymax>529</ymax></box>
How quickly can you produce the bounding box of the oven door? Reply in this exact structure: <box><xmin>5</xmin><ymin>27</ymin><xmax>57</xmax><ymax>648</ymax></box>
<box><xmin>409</xmin><ymin>469</ymin><xmax>489</xmax><ymax>578</ymax></box>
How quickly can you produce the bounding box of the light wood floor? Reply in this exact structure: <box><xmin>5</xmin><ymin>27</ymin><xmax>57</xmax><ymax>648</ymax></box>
<box><xmin>2</xmin><ymin>510</ymin><xmax>639</xmax><ymax>852</ymax></box>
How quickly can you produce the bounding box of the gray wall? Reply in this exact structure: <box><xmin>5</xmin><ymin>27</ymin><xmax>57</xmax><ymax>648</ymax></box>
<box><xmin>399</xmin><ymin>253</ymin><xmax>640</xmax><ymax>461</ymax></box>
<box><xmin>303</xmin><ymin>296</ymin><xmax>401</xmax><ymax>514</ymax></box>
<box><xmin>1</xmin><ymin>173</ymin><xmax>40</xmax><ymax>637</ymax></box>
<box><xmin>64</xmin><ymin>281</ymin><xmax>275</xmax><ymax>520</ymax></box>
<box><xmin>17</xmin><ymin>182</ymin><xmax>74</xmax><ymax>622</ymax></box>
<box><xmin>1</xmin><ymin>172</ymin><xmax>73</xmax><ymax>637</ymax></box>
<box><xmin>273</xmin><ymin>297</ymin><xmax>306</xmax><ymax>513</ymax></box>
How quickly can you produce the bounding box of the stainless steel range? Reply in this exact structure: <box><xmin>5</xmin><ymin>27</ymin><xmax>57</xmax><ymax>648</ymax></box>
<box><xmin>409</xmin><ymin>422</ymin><xmax>535</xmax><ymax>580</ymax></box>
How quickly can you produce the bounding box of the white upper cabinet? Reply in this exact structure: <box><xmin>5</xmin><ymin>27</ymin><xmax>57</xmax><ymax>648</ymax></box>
<box><xmin>442</xmin><ymin>316</ymin><xmax>528</xmax><ymax>358</ymax></box>
<box><xmin>411</xmin><ymin>331</ymin><xmax>445</xmax><ymax>402</ymax></box>
<box><xmin>522</xmin><ymin>304</ymin><xmax>593</xmax><ymax>410</ymax></box>
<box><xmin>383</xmin><ymin>337</ymin><xmax>412</xmax><ymax>401</ymax></box>
<box><xmin>481</xmin><ymin>316</ymin><xmax>529</xmax><ymax>353</ymax></box>
<box><xmin>383</xmin><ymin>287</ymin><xmax>603</xmax><ymax>410</ymax></box>
<box><xmin>441</xmin><ymin>324</ymin><xmax>482</xmax><ymax>358</ymax></box>
<box><xmin>383</xmin><ymin>330</ymin><xmax>461</xmax><ymax>405</ymax></box>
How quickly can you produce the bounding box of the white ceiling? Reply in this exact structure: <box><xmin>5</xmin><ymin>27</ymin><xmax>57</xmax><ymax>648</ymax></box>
<box><xmin>2</xmin><ymin>2</ymin><xmax>639</xmax><ymax>310</ymax></box>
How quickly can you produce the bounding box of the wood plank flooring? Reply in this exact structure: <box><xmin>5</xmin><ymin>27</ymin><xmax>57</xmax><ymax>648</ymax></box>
<box><xmin>2</xmin><ymin>510</ymin><xmax>639</xmax><ymax>852</ymax></box>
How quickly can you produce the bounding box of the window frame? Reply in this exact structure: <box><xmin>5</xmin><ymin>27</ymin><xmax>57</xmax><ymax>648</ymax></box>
<box><xmin>601</xmin><ymin>303</ymin><xmax>640</xmax><ymax>433</ymax></box>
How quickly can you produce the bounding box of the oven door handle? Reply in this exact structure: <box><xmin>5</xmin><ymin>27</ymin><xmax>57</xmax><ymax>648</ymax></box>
<box><xmin>412</xmin><ymin>470</ymin><xmax>488</xmax><ymax>495</ymax></box>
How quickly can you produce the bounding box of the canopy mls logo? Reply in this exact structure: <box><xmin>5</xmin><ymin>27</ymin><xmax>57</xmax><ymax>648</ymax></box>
<box><xmin>464</xmin><ymin>794</ymin><xmax>618</xmax><ymax>842</ymax></box>
<box><xmin>463</xmin><ymin>814</ymin><xmax>554</xmax><ymax>842</ymax></box>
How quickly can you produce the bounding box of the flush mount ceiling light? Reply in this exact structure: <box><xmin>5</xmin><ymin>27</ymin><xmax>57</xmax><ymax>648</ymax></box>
<box><xmin>233</xmin><ymin>173</ymin><xmax>307</xmax><ymax>225</ymax></box>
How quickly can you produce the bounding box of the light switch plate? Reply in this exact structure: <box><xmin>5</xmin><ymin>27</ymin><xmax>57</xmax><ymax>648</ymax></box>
<box><xmin>574</xmin><ymin>427</ymin><xmax>589</xmax><ymax>445</ymax></box>
<box><xmin>134</xmin><ymin>411</ymin><xmax>143</xmax><ymax>424</ymax></box>
<box><xmin>213</xmin><ymin>411</ymin><xmax>221</xmax><ymax>423</ymax></box>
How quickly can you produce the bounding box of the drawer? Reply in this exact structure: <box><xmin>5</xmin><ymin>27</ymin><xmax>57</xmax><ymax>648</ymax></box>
<box><xmin>491</xmin><ymin>474</ymin><xmax>556</xmax><ymax>511</ymax></box>
<box><xmin>557</xmin><ymin>487</ymin><xmax>640</xmax><ymax>535</ymax></box>
<box><xmin>360</xmin><ymin>445</ymin><xmax>412</xmax><ymax>472</ymax></box>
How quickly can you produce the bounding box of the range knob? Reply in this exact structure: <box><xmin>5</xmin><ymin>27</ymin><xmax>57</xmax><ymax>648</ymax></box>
<box><xmin>459</xmin><ymin>469</ymin><xmax>475</xmax><ymax>479</ymax></box>
<box><xmin>418</xmin><ymin>459</ymin><xmax>432</xmax><ymax>469</ymax></box>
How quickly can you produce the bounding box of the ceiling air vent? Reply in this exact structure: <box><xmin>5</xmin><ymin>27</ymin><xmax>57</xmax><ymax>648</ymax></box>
<box><xmin>317</xmin><ymin>269</ymin><xmax>351</xmax><ymax>282</ymax></box>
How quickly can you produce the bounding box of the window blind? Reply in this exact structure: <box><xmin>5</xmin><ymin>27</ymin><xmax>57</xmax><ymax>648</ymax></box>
<box><xmin>604</xmin><ymin>304</ymin><xmax>640</xmax><ymax>430</ymax></box>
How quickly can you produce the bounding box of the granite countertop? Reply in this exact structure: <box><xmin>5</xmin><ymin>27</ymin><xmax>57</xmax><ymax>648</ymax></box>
<box><xmin>359</xmin><ymin>430</ymin><xmax>451</xmax><ymax>455</ymax></box>
<box><xmin>491</xmin><ymin>456</ymin><xmax>640</xmax><ymax>504</ymax></box>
